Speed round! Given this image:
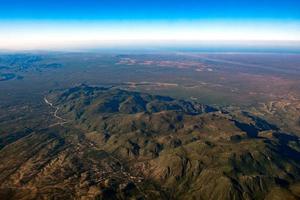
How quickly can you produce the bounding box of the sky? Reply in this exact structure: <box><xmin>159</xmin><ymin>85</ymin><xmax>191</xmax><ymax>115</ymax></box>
<box><xmin>0</xmin><ymin>0</ymin><xmax>299</xmax><ymax>50</ymax></box>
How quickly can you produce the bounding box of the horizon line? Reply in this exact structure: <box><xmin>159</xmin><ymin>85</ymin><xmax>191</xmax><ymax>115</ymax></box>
<box><xmin>1</xmin><ymin>40</ymin><xmax>300</xmax><ymax>52</ymax></box>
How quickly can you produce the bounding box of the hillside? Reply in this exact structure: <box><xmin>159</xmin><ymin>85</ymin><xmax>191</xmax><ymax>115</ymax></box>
<box><xmin>0</xmin><ymin>84</ymin><xmax>300</xmax><ymax>200</ymax></box>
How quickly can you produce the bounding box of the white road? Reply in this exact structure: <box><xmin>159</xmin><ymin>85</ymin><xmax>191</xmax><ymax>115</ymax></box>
<box><xmin>44</xmin><ymin>97</ymin><xmax>69</xmax><ymax>127</ymax></box>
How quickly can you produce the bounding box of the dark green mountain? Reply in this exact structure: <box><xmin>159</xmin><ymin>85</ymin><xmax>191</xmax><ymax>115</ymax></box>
<box><xmin>1</xmin><ymin>84</ymin><xmax>300</xmax><ymax>200</ymax></box>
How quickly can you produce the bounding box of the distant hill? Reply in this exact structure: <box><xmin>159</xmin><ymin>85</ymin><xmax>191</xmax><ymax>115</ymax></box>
<box><xmin>0</xmin><ymin>84</ymin><xmax>300</xmax><ymax>200</ymax></box>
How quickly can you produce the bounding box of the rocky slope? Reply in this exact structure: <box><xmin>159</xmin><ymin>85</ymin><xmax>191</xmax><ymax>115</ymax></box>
<box><xmin>1</xmin><ymin>84</ymin><xmax>300</xmax><ymax>200</ymax></box>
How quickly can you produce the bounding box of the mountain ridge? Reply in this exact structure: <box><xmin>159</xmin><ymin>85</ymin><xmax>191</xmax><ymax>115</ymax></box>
<box><xmin>0</xmin><ymin>84</ymin><xmax>300</xmax><ymax>200</ymax></box>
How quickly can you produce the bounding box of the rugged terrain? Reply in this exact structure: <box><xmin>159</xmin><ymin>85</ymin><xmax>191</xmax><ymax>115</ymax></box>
<box><xmin>1</xmin><ymin>84</ymin><xmax>300</xmax><ymax>200</ymax></box>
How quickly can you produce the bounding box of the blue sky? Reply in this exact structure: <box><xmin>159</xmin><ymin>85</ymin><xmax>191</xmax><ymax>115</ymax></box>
<box><xmin>0</xmin><ymin>0</ymin><xmax>300</xmax><ymax>20</ymax></box>
<box><xmin>0</xmin><ymin>0</ymin><xmax>299</xmax><ymax>49</ymax></box>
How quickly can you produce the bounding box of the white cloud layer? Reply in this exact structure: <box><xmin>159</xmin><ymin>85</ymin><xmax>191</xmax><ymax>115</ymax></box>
<box><xmin>0</xmin><ymin>20</ymin><xmax>299</xmax><ymax>50</ymax></box>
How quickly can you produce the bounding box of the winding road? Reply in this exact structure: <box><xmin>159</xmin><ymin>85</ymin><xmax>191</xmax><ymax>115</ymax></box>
<box><xmin>44</xmin><ymin>97</ymin><xmax>69</xmax><ymax>127</ymax></box>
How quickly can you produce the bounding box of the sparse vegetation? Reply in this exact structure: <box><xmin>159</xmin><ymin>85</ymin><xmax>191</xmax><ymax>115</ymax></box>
<box><xmin>0</xmin><ymin>53</ymin><xmax>299</xmax><ymax>199</ymax></box>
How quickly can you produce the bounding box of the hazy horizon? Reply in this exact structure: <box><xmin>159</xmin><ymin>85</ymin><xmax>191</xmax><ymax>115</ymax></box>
<box><xmin>1</xmin><ymin>0</ymin><xmax>300</xmax><ymax>50</ymax></box>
